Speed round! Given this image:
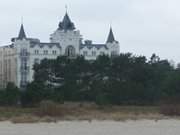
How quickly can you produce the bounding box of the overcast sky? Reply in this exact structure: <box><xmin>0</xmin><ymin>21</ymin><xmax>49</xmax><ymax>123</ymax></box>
<box><xmin>0</xmin><ymin>0</ymin><xmax>180</xmax><ymax>62</ymax></box>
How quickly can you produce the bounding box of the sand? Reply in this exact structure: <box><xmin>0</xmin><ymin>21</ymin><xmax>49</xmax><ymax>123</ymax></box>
<box><xmin>0</xmin><ymin>120</ymin><xmax>179</xmax><ymax>135</ymax></box>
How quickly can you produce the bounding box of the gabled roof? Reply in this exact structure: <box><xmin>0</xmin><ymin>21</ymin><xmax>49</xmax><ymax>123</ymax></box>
<box><xmin>80</xmin><ymin>44</ymin><xmax>108</xmax><ymax>50</ymax></box>
<box><xmin>30</xmin><ymin>42</ymin><xmax>61</xmax><ymax>49</ymax></box>
<box><xmin>17</xmin><ymin>24</ymin><xmax>27</xmax><ymax>40</ymax></box>
<box><xmin>58</xmin><ymin>12</ymin><xmax>75</xmax><ymax>31</ymax></box>
<box><xmin>106</xmin><ymin>27</ymin><xmax>115</xmax><ymax>43</ymax></box>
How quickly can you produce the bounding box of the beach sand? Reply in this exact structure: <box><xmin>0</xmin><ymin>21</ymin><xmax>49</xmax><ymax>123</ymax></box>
<box><xmin>0</xmin><ymin>120</ymin><xmax>179</xmax><ymax>135</ymax></box>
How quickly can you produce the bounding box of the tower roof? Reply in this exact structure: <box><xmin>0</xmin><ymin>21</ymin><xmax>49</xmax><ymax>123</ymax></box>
<box><xmin>58</xmin><ymin>12</ymin><xmax>75</xmax><ymax>31</ymax></box>
<box><xmin>17</xmin><ymin>24</ymin><xmax>27</xmax><ymax>40</ymax></box>
<box><xmin>106</xmin><ymin>27</ymin><xmax>115</xmax><ymax>43</ymax></box>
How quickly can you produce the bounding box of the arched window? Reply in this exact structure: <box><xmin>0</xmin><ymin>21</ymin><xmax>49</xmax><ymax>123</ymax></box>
<box><xmin>65</xmin><ymin>46</ymin><xmax>76</xmax><ymax>57</ymax></box>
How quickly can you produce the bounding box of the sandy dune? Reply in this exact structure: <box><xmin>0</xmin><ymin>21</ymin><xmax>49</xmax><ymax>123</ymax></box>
<box><xmin>0</xmin><ymin>120</ymin><xmax>179</xmax><ymax>135</ymax></box>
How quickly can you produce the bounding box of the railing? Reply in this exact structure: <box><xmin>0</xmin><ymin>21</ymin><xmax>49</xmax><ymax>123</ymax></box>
<box><xmin>20</xmin><ymin>67</ymin><xmax>30</xmax><ymax>74</ymax></box>
<box><xmin>19</xmin><ymin>52</ymin><xmax>30</xmax><ymax>57</ymax></box>
<box><xmin>20</xmin><ymin>66</ymin><xmax>30</xmax><ymax>71</ymax></box>
<box><xmin>20</xmin><ymin>81</ymin><xmax>28</xmax><ymax>88</ymax></box>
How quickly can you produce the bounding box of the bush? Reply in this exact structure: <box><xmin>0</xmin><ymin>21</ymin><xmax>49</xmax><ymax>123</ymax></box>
<box><xmin>160</xmin><ymin>96</ymin><xmax>180</xmax><ymax>116</ymax></box>
<box><xmin>0</xmin><ymin>83</ymin><xmax>20</xmax><ymax>106</ymax></box>
<box><xmin>37</xmin><ymin>100</ymin><xmax>62</xmax><ymax>117</ymax></box>
<box><xmin>160</xmin><ymin>104</ymin><xmax>180</xmax><ymax>116</ymax></box>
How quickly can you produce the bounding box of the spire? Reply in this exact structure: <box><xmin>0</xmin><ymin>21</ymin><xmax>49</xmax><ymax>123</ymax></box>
<box><xmin>65</xmin><ymin>5</ymin><xmax>68</xmax><ymax>13</ymax></box>
<box><xmin>58</xmin><ymin>11</ymin><xmax>75</xmax><ymax>31</ymax></box>
<box><xmin>17</xmin><ymin>24</ymin><xmax>27</xmax><ymax>40</ymax></box>
<box><xmin>106</xmin><ymin>27</ymin><xmax>115</xmax><ymax>43</ymax></box>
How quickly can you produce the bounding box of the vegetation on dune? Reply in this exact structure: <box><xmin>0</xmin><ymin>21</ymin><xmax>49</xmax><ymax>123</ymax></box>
<box><xmin>24</xmin><ymin>53</ymin><xmax>175</xmax><ymax>106</ymax></box>
<box><xmin>1</xmin><ymin>53</ymin><xmax>180</xmax><ymax>116</ymax></box>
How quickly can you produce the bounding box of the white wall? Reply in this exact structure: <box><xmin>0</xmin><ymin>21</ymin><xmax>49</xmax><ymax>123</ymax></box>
<box><xmin>50</xmin><ymin>30</ymin><xmax>82</xmax><ymax>55</ymax></box>
<box><xmin>0</xmin><ymin>25</ymin><xmax>120</xmax><ymax>88</ymax></box>
<box><xmin>29</xmin><ymin>44</ymin><xmax>62</xmax><ymax>82</ymax></box>
<box><xmin>80</xmin><ymin>46</ymin><xmax>109</xmax><ymax>60</ymax></box>
<box><xmin>0</xmin><ymin>46</ymin><xmax>17</xmax><ymax>88</ymax></box>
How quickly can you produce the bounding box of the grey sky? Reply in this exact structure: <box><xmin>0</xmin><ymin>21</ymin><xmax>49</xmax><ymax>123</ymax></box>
<box><xmin>0</xmin><ymin>0</ymin><xmax>180</xmax><ymax>62</ymax></box>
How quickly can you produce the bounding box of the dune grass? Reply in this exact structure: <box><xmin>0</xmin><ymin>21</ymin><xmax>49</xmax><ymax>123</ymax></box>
<box><xmin>0</xmin><ymin>103</ymin><xmax>166</xmax><ymax>123</ymax></box>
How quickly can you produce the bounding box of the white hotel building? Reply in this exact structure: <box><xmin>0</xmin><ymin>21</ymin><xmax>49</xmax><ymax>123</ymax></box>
<box><xmin>0</xmin><ymin>12</ymin><xmax>120</xmax><ymax>88</ymax></box>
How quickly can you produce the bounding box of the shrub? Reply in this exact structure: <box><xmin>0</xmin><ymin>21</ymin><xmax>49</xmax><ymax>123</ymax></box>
<box><xmin>160</xmin><ymin>97</ymin><xmax>180</xmax><ymax>116</ymax></box>
<box><xmin>160</xmin><ymin>104</ymin><xmax>180</xmax><ymax>116</ymax></box>
<box><xmin>37</xmin><ymin>100</ymin><xmax>62</xmax><ymax>117</ymax></box>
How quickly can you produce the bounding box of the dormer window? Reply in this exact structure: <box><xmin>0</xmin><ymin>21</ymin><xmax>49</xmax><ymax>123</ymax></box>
<box><xmin>83</xmin><ymin>51</ymin><xmax>88</xmax><ymax>56</ymax></box>
<box><xmin>92</xmin><ymin>51</ymin><xmax>96</xmax><ymax>56</ymax></box>
<box><xmin>100</xmin><ymin>52</ymin><xmax>104</xmax><ymax>55</ymax></box>
<box><xmin>52</xmin><ymin>50</ymin><xmax>57</xmax><ymax>55</ymax></box>
<box><xmin>34</xmin><ymin>50</ymin><xmax>39</xmax><ymax>54</ymax></box>
<box><xmin>44</xmin><ymin>50</ymin><xmax>48</xmax><ymax>55</ymax></box>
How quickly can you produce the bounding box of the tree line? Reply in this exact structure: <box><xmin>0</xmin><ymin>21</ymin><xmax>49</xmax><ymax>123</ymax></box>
<box><xmin>1</xmin><ymin>53</ymin><xmax>180</xmax><ymax>106</ymax></box>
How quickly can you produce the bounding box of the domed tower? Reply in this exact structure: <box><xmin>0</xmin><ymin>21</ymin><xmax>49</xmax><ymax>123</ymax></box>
<box><xmin>50</xmin><ymin>12</ymin><xmax>82</xmax><ymax>57</ymax></box>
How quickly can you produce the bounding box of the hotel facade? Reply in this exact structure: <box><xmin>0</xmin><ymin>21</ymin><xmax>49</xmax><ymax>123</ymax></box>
<box><xmin>0</xmin><ymin>12</ymin><xmax>120</xmax><ymax>88</ymax></box>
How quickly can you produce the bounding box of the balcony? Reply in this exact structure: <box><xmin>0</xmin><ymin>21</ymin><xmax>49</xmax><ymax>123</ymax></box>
<box><xmin>19</xmin><ymin>52</ymin><xmax>30</xmax><ymax>57</ymax></box>
<box><xmin>20</xmin><ymin>81</ymin><xmax>28</xmax><ymax>88</ymax></box>
<box><xmin>20</xmin><ymin>66</ymin><xmax>30</xmax><ymax>70</ymax></box>
<box><xmin>20</xmin><ymin>67</ymin><xmax>30</xmax><ymax>74</ymax></box>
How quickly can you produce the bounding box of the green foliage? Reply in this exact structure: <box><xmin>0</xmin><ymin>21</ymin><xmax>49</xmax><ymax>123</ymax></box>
<box><xmin>21</xmin><ymin>82</ymin><xmax>55</xmax><ymax>106</ymax></box>
<box><xmin>20</xmin><ymin>53</ymin><xmax>176</xmax><ymax>106</ymax></box>
<box><xmin>161</xmin><ymin>70</ymin><xmax>180</xmax><ymax>99</ymax></box>
<box><xmin>0</xmin><ymin>82</ymin><xmax>20</xmax><ymax>106</ymax></box>
<box><xmin>0</xmin><ymin>53</ymin><xmax>177</xmax><ymax>108</ymax></box>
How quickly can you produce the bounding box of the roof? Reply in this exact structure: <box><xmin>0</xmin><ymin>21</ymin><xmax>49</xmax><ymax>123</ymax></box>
<box><xmin>30</xmin><ymin>42</ymin><xmax>61</xmax><ymax>48</ymax></box>
<box><xmin>17</xmin><ymin>24</ymin><xmax>27</xmax><ymax>40</ymax></box>
<box><xmin>80</xmin><ymin>44</ymin><xmax>108</xmax><ymax>50</ymax></box>
<box><xmin>106</xmin><ymin>27</ymin><xmax>115</xmax><ymax>43</ymax></box>
<box><xmin>0</xmin><ymin>44</ymin><xmax>14</xmax><ymax>48</ymax></box>
<box><xmin>58</xmin><ymin>12</ymin><xmax>75</xmax><ymax>31</ymax></box>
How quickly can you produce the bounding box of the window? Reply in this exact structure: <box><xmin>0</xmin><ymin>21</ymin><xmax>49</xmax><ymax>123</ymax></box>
<box><xmin>0</xmin><ymin>61</ymin><xmax>2</xmax><ymax>72</ymax></box>
<box><xmin>21</xmin><ymin>73</ymin><xmax>27</xmax><ymax>87</ymax></box>
<box><xmin>65</xmin><ymin>46</ymin><xmax>76</xmax><ymax>57</ymax></box>
<box><xmin>111</xmin><ymin>51</ymin><xmax>117</xmax><ymax>57</ymax></box>
<box><xmin>100</xmin><ymin>52</ymin><xmax>104</xmax><ymax>55</ymax></box>
<box><xmin>20</xmin><ymin>57</ymin><xmax>28</xmax><ymax>87</ymax></box>
<box><xmin>92</xmin><ymin>51</ymin><xmax>96</xmax><ymax>56</ymax></box>
<box><xmin>20</xmin><ymin>48</ymin><xmax>28</xmax><ymax>56</ymax></box>
<box><xmin>44</xmin><ymin>50</ymin><xmax>48</xmax><ymax>55</ymax></box>
<box><xmin>34</xmin><ymin>50</ymin><xmax>39</xmax><ymax>54</ymax></box>
<box><xmin>52</xmin><ymin>50</ymin><xmax>57</xmax><ymax>55</ymax></box>
<box><xmin>34</xmin><ymin>58</ymin><xmax>40</xmax><ymax>64</ymax></box>
<box><xmin>83</xmin><ymin>51</ymin><xmax>88</xmax><ymax>56</ymax></box>
<box><xmin>21</xmin><ymin>58</ymin><xmax>28</xmax><ymax>70</ymax></box>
